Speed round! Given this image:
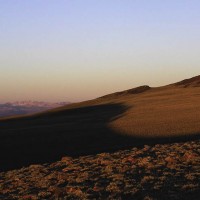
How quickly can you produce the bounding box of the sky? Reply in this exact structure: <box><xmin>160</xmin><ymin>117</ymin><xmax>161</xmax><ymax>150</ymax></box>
<box><xmin>0</xmin><ymin>0</ymin><xmax>200</xmax><ymax>103</ymax></box>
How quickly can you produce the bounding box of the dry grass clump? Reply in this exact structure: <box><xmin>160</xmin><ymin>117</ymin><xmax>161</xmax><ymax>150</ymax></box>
<box><xmin>1</xmin><ymin>139</ymin><xmax>200</xmax><ymax>199</ymax></box>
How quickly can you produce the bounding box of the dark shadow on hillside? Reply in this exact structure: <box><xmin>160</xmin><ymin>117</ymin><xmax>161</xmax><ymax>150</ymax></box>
<box><xmin>0</xmin><ymin>103</ymin><xmax>200</xmax><ymax>172</ymax></box>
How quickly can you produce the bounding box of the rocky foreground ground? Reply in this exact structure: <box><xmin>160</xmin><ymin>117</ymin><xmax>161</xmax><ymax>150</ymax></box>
<box><xmin>1</xmin><ymin>140</ymin><xmax>200</xmax><ymax>200</ymax></box>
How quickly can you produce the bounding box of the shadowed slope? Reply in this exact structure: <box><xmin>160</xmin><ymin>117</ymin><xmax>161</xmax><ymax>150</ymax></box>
<box><xmin>0</xmin><ymin>103</ymin><xmax>132</xmax><ymax>171</ymax></box>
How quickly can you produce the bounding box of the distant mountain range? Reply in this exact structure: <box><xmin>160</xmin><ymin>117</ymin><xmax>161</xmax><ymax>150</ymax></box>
<box><xmin>0</xmin><ymin>101</ymin><xmax>70</xmax><ymax>118</ymax></box>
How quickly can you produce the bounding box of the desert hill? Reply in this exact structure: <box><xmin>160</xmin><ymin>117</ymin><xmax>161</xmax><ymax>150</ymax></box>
<box><xmin>0</xmin><ymin>75</ymin><xmax>200</xmax><ymax>171</ymax></box>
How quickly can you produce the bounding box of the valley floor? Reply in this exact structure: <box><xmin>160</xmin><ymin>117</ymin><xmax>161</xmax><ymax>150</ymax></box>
<box><xmin>1</xmin><ymin>140</ymin><xmax>200</xmax><ymax>200</ymax></box>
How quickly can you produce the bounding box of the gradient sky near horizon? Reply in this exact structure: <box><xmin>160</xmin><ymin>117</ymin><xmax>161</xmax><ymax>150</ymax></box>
<box><xmin>1</xmin><ymin>0</ymin><xmax>200</xmax><ymax>103</ymax></box>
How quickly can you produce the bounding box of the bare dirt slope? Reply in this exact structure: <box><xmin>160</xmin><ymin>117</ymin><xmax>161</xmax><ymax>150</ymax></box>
<box><xmin>0</xmin><ymin>75</ymin><xmax>200</xmax><ymax>171</ymax></box>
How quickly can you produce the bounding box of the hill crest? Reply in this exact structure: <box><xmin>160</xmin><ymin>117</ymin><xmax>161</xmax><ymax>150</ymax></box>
<box><xmin>100</xmin><ymin>85</ymin><xmax>151</xmax><ymax>99</ymax></box>
<box><xmin>174</xmin><ymin>75</ymin><xmax>200</xmax><ymax>87</ymax></box>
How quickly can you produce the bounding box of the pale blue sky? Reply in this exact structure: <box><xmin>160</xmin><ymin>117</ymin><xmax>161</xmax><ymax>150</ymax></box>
<box><xmin>0</xmin><ymin>0</ymin><xmax>200</xmax><ymax>102</ymax></box>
